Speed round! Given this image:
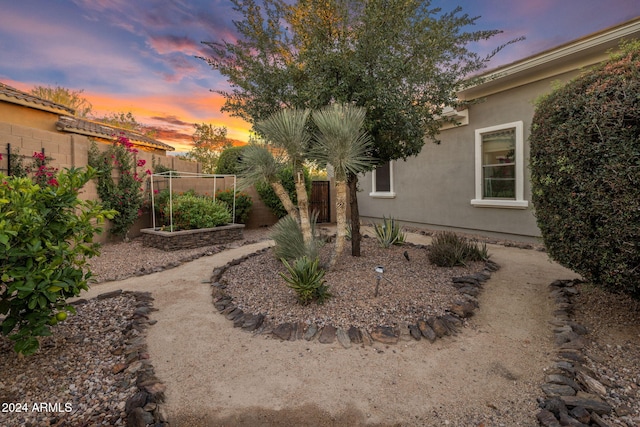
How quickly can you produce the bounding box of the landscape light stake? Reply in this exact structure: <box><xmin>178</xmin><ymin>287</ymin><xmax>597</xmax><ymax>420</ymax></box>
<box><xmin>374</xmin><ymin>266</ymin><xmax>393</xmax><ymax>297</ymax></box>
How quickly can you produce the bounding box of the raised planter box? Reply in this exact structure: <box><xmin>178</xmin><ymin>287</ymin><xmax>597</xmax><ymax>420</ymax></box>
<box><xmin>140</xmin><ymin>224</ymin><xmax>245</xmax><ymax>251</ymax></box>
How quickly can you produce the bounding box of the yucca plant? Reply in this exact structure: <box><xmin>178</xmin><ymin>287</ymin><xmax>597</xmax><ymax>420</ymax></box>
<box><xmin>255</xmin><ymin>109</ymin><xmax>314</xmax><ymax>245</ymax></box>
<box><xmin>280</xmin><ymin>256</ymin><xmax>331</xmax><ymax>305</ymax></box>
<box><xmin>373</xmin><ymin>216</ymin><xmax>405</xmax><ymax>248</ymax></box>
<box><xmin>311</xmin><ymin>104</ymin><xmax>373</xmax><ymax>267</ymax></box>
<box><xmin>270</xmin><ymin>213</ymin><xmax>322</xmax><ymax>261</ymax></box>
<box><xmin>428</xmin><ymin>231</ymin><xmax>489</xmax><ymax>267</ymax></box>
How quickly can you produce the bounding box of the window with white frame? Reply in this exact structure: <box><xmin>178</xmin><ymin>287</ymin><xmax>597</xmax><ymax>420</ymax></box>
<box><xmin>370</xmin><ymin>161</ymin><xmax>396</xmax><ymax>198</ymax></box>
<box><xmin>471</xmin><ymin>121</ymin><xmax>528</xmax><ymax>208</ymax></box>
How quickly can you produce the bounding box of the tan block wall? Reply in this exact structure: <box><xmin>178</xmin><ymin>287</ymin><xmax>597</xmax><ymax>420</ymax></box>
<box><xmin>1</xmin><ymin>121</ymin><xmax>335</xmax><ymax>243</ymax></box>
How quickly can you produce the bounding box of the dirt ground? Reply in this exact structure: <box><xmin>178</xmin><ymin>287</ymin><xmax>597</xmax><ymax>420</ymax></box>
<box><xmin>78</xmin><ymin>231</ymin><xmax>579</xmax><ymax>426</ymax></box>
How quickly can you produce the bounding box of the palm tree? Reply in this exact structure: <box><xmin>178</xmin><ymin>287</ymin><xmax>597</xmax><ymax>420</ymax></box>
<box><xmin>238</xmin><ymin>143</ymin><xmax>299</xmax><ymax>221</ymax></box>
<box><xmin>312</xmin><ymin>104</ymin><xmax>373</xmax><ymax>268</ymax></box>
<box><xmin>255</xmin><ymin>109</ymin><xmax>313</xmax><ymax>245</ymax></box>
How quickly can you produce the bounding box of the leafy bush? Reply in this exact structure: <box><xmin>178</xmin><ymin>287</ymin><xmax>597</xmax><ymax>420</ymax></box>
<box><xmin>171</xmin><ymin>193</ymin><xmax>231</xmax><ymax>230</ymax></box>
<box><xmin>428</xmin><ymin>231</ymin><xmax>488</xmax><ymax>267</ymax></box>
<box><xmin>215</xmin><ymin>146</ymin><xmax>246</xmax><ymax>175</ymax></box>
<box><xmin>270</xmin><ymin>214</ymin><xmax>321</xmax><ymax>261</ymax></box>
<box><xmin>280</xmin><ymin>256</ymin><xmax>331</xmax><ymax>305</ymax></box>
<box><xmin>0</xmin><ymin>168</ymin><xmax>115</xmax><ymax>355</ymax></box>
<box><xmin>529</xmin><ymin>40</ymin><xmax>640</xmax><ymax>297</ymax></box>
<box><xmin>215</xmin><ymin>189</ymin><xmax>253</xmax><ymax>224</ymax></box>
<box><xmin>372</xmin><ymin>216</ymin><xmax>405</xmax><ymax>248</ymax></box>
<box><xmin>88</xmin><ymin>136</ymin><xmax>150</xmax><ymax>239</ymax></box>
<box><xmin>256</xmin><ymin>166</ymin><xmax>311</xmax><ymax>218</ymax></box>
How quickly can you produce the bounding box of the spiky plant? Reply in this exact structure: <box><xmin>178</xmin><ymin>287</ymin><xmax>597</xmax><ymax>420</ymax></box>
<box><xmin>311</xmin><ymin>104</ymin><xmax>373</xmax><ymax>267</ymax></box>
<box><xmin>255</xmin><ymin>109</ymin><xmax>313</xmax><ymax>245</ymax></box>
<box><xmin>280</xmin><ymin>256</ymin><xmax>331</xmax><ymax>305</ymax></box>
<box><xmin>428</xmin><ymin>231</ymin><xmax>489</xmax><ymax>267</ymax></box>
<box><xmin>238</xmin><ymin>143</ymin><xmax>299</xmax><ymax>221</ymax></box>
<box><xmin>373</xmin><ymin>216</ymin><xmax>405</xmax><ymax>248</ymax></box>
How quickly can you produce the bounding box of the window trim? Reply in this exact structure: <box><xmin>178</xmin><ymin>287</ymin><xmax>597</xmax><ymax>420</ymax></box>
<box><xmin>370</xmin><ymin>161</ymin><xmax>396</xmax><ymax>198</ymax></box>
<box><xmin>471</xmin><ymin>121</ymin><xmax>528</xmax><ymax>209</ymax></box>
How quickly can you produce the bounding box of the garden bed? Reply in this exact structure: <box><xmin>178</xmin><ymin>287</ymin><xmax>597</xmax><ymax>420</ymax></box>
<box><xmin>140</xmin><ymin>224</ymin><xmax>244</xmax><ymax>251</ymax></box>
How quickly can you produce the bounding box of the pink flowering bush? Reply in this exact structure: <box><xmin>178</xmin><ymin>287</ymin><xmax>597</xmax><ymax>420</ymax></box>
<box><xmin>88</xmin><ymin>135</ymin><xmax>149</xmax><ymax>239</ymax></box>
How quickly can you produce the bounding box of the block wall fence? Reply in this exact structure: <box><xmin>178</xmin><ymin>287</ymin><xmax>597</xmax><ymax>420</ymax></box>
<box><xmin>0</xmin><ymin>121</ymin><xmax>281</xmax><ymax>243</ymax></box>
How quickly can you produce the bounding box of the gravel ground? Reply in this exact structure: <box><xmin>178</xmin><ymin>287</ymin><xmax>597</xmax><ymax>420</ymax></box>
<box><xmin>0</xmin><ymin>295</ymin><xmax>139</xmax><ymax>427</ymax></box>
<box><xmin>570</xmin><ymin>284</ymin><xmax>640</xmax><ymax>425</ymax></box>
<box><xmin>219</xmin><ymin>234</ymin><xmax>483</xmax><ymax>330</ymax></box>
<box><xmin>88</xmin><ymin>227</ymin><xmax>273</xmax><ymax>283</ymax></box>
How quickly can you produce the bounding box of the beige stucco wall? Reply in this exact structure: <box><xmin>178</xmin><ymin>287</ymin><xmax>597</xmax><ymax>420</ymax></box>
<box><xmin>358</xmin><ymin>70</ymin><xmax>581</xmax><ymax>242</ymax></box>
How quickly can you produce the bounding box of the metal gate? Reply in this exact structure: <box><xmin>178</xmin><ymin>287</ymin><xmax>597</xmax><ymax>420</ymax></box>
<box><xmin>310</xmin><ymin>181</ymin><xmax>331</xmax><ymax>223</ymax></box>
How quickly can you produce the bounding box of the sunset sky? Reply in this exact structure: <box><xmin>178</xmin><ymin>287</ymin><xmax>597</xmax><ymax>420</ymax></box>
<box><xmin>1</xmin><ymin>1</ymin><xmax>638</xmax><ymax>153</ymax></box>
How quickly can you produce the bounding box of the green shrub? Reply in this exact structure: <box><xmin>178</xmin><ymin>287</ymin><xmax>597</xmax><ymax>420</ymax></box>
<box><xmin>171</xmin><ymin>193</ymin><xmax>231</xmax><ymax>230</ymax></box>
<box><xmin>270</xmin><ymin>214</ymin><xmax>321</xmax><ymax>261</ymax></box>
<box><xmin>0</xmin><ymin>168</ymin><xmax>115</xmax><ymax>355</ymax></box>
<box><xmin>372</xmin><ymin>216</ymin><xmax>405</xmax><ymax>248</ymax></box>
<box><xmin>529</xmin><ymin>40</ymin><xmax>640</xmax><ymax>297</ymax></box>
<box><xmin>428</xmin><ymin>231</ymin><xmax>488</xmax><ymax>267</ymax></box>
<box><xmin>216</xmin><ymin>146</ymin><xmax>246</xmax><ymax>175</ymax></box>
<box><xmin>280</xmin><ymin>256</ymin><xmax>331</xmax><ymax>305</ymax></box>
<box><xmin>256</xmin><ymin>166</ymin><xmax>312</xmax><ymax>218</ymax></box>
<box><xmin>215</xmin><ymin>189</ymin><xmax>253</xmax><ymax>224</ymax></box>
<box><xmin>88</xmin><ymin>136</ymin><xmax>149</xmax><ymax>239</ymax></box>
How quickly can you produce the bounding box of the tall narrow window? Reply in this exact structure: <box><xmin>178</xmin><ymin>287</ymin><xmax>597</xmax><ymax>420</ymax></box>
<box><xmin>370</xmin><ymin>161</ymin><xmax>395</xmax><ymax>198</ymax></box>
<box><xmin>482</xmin><ymin>128</ymin><xmax>515</xmax><ymax>199</ymax></box>
<box><xmin>472</xmin><ymin>121</ymin><xmax>528</xmax><ymax>208</ymax></box>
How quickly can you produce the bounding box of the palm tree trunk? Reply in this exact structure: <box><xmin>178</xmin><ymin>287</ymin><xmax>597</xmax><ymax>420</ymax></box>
<box><xmin>294</xmin><ymin>169</ymin><xmax>313</xmax><ymax>245</ymax></box>
<box><xmin>329</xmin><ymin>179</ymin><xmax>347</xmax><ymax>268</ymax></box>
<box><xmin>270</xmin><ymin>181</ymin><xmax>300</xmax><ymax>222</ymax></box>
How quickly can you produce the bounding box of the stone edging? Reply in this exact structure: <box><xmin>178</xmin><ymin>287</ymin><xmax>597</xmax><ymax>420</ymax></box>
<box><xmin>209</xmin><ymin>245</ymin><xmax>500</xmax><ymax>347</ymax></box>
<box><xmin>74</xmin><ymin>290</ymin><xmax>169</xmax><ymax>427</ymax></box>
<box><xmin>536</xmin><ymin>279</ymin><xmax>615</xmax><ymax>427</ymax></box>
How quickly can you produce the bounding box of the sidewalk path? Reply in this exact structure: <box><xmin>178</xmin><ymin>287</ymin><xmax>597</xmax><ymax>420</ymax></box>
<box><xmin>83</xmin><ymin>233</ymin><xmax>579</xmax><ymax>426</ymax></box>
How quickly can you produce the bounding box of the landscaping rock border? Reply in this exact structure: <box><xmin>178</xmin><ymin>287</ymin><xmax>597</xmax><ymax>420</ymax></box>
<box><xmin>209</xmin><ymin>245</ymin><xmax>500</xmax><ymax>348</ymax></box>
<box><xmin>536</xmin><ymin>279</ymin><xmax>617</xmax><ymax>427</ymax></box>
<box><xmin>75</xmin><ymin>290</ymin><xmax>169</xmax><ymax>427</ymax></box>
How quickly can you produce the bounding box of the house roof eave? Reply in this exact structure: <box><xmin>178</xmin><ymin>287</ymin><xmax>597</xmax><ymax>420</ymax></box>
<box><xmin>56</xmin><ymin>116</ymin><xmax>175</xmax><ymax>152</ymax></box>
<box><xmin>458</xmin><ymin>17</ymin><xmax>640</xmax><ymax>100</ymax></box>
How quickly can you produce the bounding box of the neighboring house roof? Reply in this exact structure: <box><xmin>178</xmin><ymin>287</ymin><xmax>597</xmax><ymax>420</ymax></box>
<box><xmin>0</xmin><ymin>82</ymin><xmax>76</xmax><ymax>115</ymax></box>
<box><xmin>56</xmin><ymin>116</ymin><xmax>175</xmax><ymax>152</ymax></box>
<box><xmin>459</xmin><ymin>17</ymin><xmax>640</xmax><ymax>100</ymax></box>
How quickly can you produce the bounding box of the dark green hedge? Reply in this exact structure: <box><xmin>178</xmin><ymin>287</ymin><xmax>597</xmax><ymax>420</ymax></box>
<box><xmin>529</xmin><ymin>41</ymin><xmax>640</xmax><ymax>297</ymax></box>
<box><xmin>215</xmin><ymin>146</ymin><xmax>246</xmax><ymax>175</ymax></box>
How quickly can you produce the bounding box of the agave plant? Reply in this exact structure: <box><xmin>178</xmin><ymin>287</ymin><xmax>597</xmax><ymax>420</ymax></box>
<box><xmin>373</xmin><ymin>216</ymin><xmax>405</xmax><ymax>248</ymax></box>
<box><xmin>280</xmin><ymin>256</ymin><xmax>331</xmax><ymax>305</ymax></box>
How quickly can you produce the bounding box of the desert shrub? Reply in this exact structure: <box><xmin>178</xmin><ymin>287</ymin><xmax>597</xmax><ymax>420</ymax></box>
<box><xmin>171</xmin><ymin>193</ymin><xmax>231</xmax><ymax>230</ymax></box>
<box><xmin>0</xmin><ymin>168</ymin><xmax>115</xmax><ymax>355</ymax></box>
<box><xmin>428</xmin><ymin>231</ymin><xmax>488</xmax><ymax>267</ymax></box>
<box><xmin>215</xmin><ymin>189</ymin><xmax>253</xmax><ymax>224</ymax></box>
<box><xmin>372</xmin><ymin>216</ymin><xmax>405</xmax><ymax>248</ymax></box>
<box><xmin>215</xmin><ymin>146</ymin><xmax>246</xmax><ymax>175</ymax></box>
<box><xmin>270</xmin><ymin>214</ymin><xmax>322</xmax><ymax>261</ymax></box>
<box><xmin>256</xmin><ymin>166</ymin><xmax>312</xmax><ymax>218</ymax></box>
<box><xmin>280</xmin><ymin>256</ymin><xmax>331</xmax><ymax>305</ymax></box>
<box><xmin>529</xmin><ymin>40</ymin><xmax>640</xmax><ymax>297</ymax></box>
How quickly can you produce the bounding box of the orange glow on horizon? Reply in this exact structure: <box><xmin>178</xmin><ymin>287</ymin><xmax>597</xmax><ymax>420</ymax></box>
<box><xmin>5</xmin><ymin>79</ymin><xmax>253</xmax><ymax>152</ymax></box>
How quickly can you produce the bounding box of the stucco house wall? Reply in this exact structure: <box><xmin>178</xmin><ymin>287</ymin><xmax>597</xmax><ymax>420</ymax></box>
<box><xmin>358</xmin><ymin>17</ymin><xmax>640</xmax><ymax>242</ymax></box>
